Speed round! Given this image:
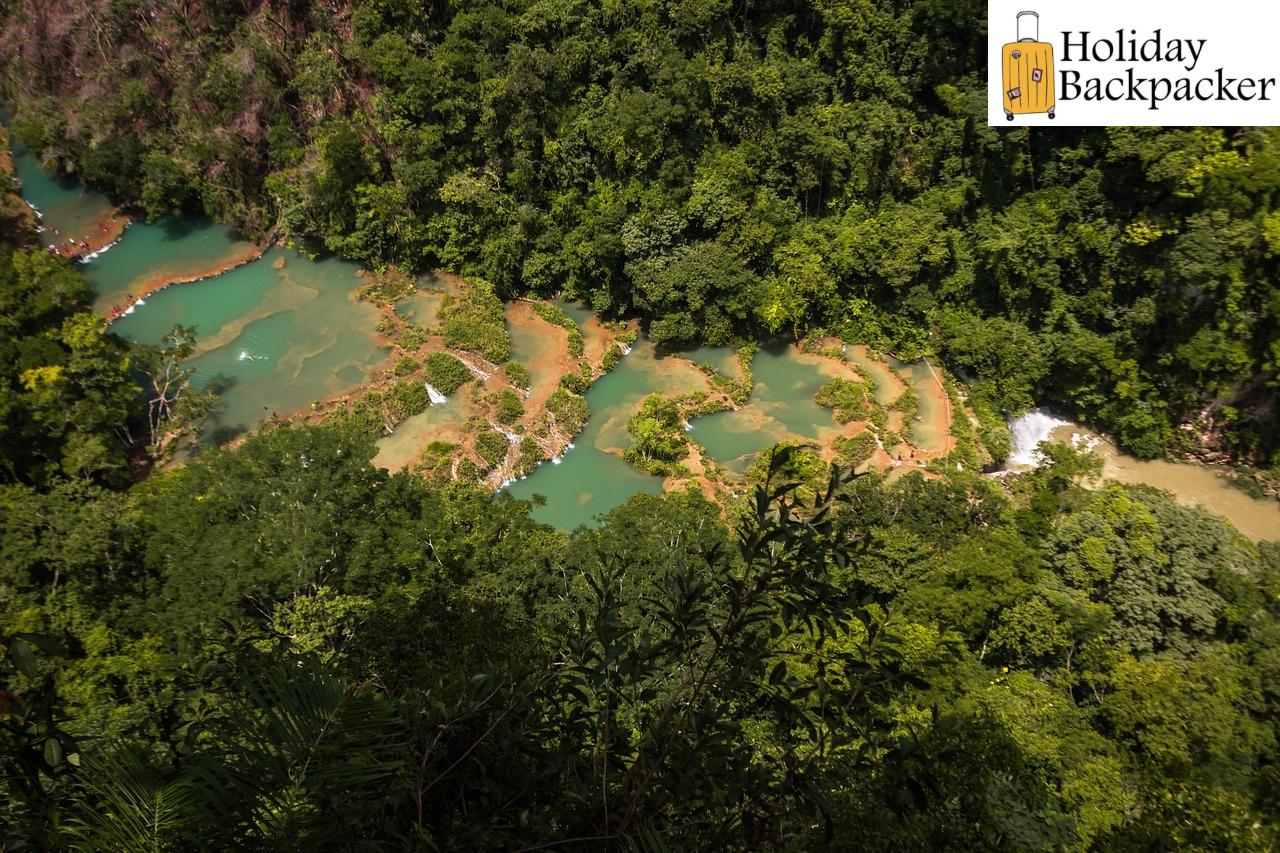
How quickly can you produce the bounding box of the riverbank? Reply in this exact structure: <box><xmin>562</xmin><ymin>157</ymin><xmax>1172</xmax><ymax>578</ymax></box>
<box><xmin>0</xmin><ymin>125</ymin><xmax>37</xmax><ymax>243</ymax></box>
<box><xmin>53</xmin><ymin>206</ymin><xmax>129</xmax><ymax>261</ymax></box>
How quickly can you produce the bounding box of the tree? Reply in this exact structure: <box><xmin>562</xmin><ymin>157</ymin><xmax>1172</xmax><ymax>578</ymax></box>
<box><xmin>623</xmin><ymin>393</ymin><xmax>686</xmax><ymax>472</ymax></box>
<box><xmin>137</xmin><ymin>326</ymin><xmax>214</xmax><ymax>457</ymax></box>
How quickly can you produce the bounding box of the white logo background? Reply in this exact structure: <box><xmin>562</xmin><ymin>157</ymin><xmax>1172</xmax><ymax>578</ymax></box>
<box><xmin>988</xmin><ymin>0</ymin><xmax>1280</xmax><ymax>126</ymax></box>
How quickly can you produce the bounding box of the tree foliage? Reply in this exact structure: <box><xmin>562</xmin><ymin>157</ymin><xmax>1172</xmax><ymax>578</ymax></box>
<box><xmin>4</xmin><ymin>1</ymin><xmax>1278</xmax><ymax>460</ymax></box>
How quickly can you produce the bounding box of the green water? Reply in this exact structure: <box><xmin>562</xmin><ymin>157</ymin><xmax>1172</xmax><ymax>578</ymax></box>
<box><xmin>375</xmin><ymin>397</ymin><xmax>472</xmax><ymax>471</ymax></box>
<box><xmin>396</xmin><ymin>274</ymin><xmax>456</xmax><ymax>329</ymax></box>
<box><xmin>844</xmin><ymin>346</ymin><xmax>904</xmax><ymax>406</ymax></box>
<box><xmin>680</xmin><ymin>345</ymin><xmax>740</xmax><ymax>378</ymax></box>
<box><xmin>554</xmin><ymin>297</ymin><xmax>596</xmax><ymax>329</ymax></box>
<box><xmin>9</xmin><ymin>136</ymin><xmax>116</xmax><ymax>246</ymax></box>
<box><xmin>690</xmin><ymin>343</ymin><xmax>840</xmax><ymax>471</ymax></box>
<box><xmin>112</xmin><ymin>247</ymin><xmax>387</xmax><ymax>443</ymax></box>
<box><xmin>7</xmin><ymin>130</ymin><xmax>408</xmax><ymax>449</ymax></box>
<box><xmin>505</xmin><ymin>339</ymin><xmax>705</xmax><ymax>529</ymax></box>
<box><xmin>82</xmin><ymin>216</ymin><xmax>254</xmax><ymax>313</ymax></box>
<box><xmin>7</xmin><ymin>131</ymin><xmax>891</xmax><ymax>524</ymax></box>
<box><xmin>396</xmin><ymin>291</ymin><xmax>443</xmax><ymax>328</ymax></box>
<box><xmin>892</xmin><ymin>357</ymin><xmax>949</xmax><ymax>452</ymax></box>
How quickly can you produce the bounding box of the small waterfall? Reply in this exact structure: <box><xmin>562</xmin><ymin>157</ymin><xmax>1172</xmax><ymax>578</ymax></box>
<box><xmin>550</xmin><ymin>440</ymin><xmax>576</xmax><ymax>465</ymax></box>
<box><xmin>455</xmin><ymin>354</ymin><xmax>492</xmax><ymax>380</ymax></box>
<box><xmin>618</xmin><ymin>341</ymin><xmax>632</xmax><ymax>355</ymax></box>
<box><xmin>1006</xmin><ymin>408</ymin><xmax>1071</xmax><ymax>469</ymax></box>
<box><xmin>78</xmin><ymin>235</ymin><xmax>123</xmax><ymax>263</ymax></box>
<box><xmin>424</xmin><ymin>383</ymin><xmax>447</xmax><ymax>405</ymax></box>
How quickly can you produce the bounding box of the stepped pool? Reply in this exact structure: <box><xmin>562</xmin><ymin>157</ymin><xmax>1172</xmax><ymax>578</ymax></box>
<box><xmin>83</xmin><ymin>215</ymin><xmax>259</xmax><ymax>315</ymax></box>
<box><xmin>504</xmin><ymin>338</ymin><xmax>709</xmax><ymax>529</ymax></box>
<box><xmin>112</xmin><ymin>248</ymin><xmax>387</xmax><ymax>443</ymax></box>
<box><xmin>10</xmin><ymin>128</ymin><xmax>1272</xmax><ymax>539</ymax></box>
<box><xmin>689</xmin><ymin>343</ymin><xmax>848</xmax><ymax>473</ymax></box>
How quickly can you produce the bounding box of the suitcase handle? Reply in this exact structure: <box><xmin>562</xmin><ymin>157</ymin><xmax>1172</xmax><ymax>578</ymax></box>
<box><xmin>1016</xmin><ymin>10</ymin><xmax>1039</xmax><ymax>42</ymax></box>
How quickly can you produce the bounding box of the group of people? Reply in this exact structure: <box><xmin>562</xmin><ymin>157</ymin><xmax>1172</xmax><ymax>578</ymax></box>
<box><xmin>106</xmin><ymin>294</ymin><xmax>134</xmax><ymax>321</ymax></box>
<box><xmin>40</xmin><ymin>220</ymin><xmax>110</xmax><ymax>257</ymax></box>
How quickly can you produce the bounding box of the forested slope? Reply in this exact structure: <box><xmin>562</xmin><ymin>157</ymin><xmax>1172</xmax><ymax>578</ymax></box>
<box><xmin>1</xmin><ymin>0</ymin><xmax>1277</xmax><ymax>462</ymax></box>
<box><xmin>0</xmin><ymin>228</ymin><xmax>1276</xmax><ymax>851</ymax></box>
<box><xmin>4</xmin><ymin>409</ymin><xmax>1280</xmax><ymax>849</ymax></box>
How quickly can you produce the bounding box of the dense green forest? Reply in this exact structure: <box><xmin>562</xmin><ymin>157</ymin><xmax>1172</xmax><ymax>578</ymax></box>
<box><xmin>3</xmin><ymin>0</ymin><xmax>1280</xmax><ymax>848</ymax></box>
<box><xmin>2</xmin><ymin>305</ymin><xmax>1279</xmax><ymax>847</ymax></box>
<box><xmin>0</xmin><ymin>237</ymin><xmax>1276</xmax><ymax>847</ymax></box>
<box><xmin>0</xmin><ymin>0</ymin><xmax>1277</xmax><ymax>462</ymax></box>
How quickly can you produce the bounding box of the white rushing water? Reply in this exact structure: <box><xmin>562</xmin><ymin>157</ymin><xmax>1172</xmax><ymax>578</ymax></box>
<box><xmin>77</xmin><ymin>238</ymin><xmax>120</xmax><ymax>262</ymax></box>
<box><xmin>454</xmin><ymin>354</ymin><xmax>492</xmax><ymax>381</ymax></box>
<box><xmin>424</xmin><ymin>383</ymin><xmax>447</xmax><ymax>406</ymax></box>
<box><xmin>1006</xmin><ymin>408</ymin><xmax>1072</xmax><ymax>469</ymax></box>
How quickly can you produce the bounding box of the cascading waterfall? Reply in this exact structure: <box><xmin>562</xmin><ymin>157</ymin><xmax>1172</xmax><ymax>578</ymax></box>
<box><xmin>1005</xmin><ymin>408</ymin><xmax>1071</xmax><ymax>469</ymax></box>
<box><xmin>425</xmin><ymin>383</ymin><xmax>447</xmax><ymax>405</ymax></box>
<box><xmin>454</xmin><ymin>354</ymin><xmax>492</xmax><ymax>380</ymax></box>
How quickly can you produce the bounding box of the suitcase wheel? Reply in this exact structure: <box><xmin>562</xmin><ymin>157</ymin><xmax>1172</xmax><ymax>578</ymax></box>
<box><xmin>1048</xmin><ymin>108</ymin><xmax>1055</xmax><ymax>119</ymax></box>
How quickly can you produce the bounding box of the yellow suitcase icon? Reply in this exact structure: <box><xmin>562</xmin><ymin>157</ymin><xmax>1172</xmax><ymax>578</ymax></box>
<box><xmin>1002</xmin><ymin>11</ymin><xmax>1055</xmax><ymax>120</ymax></box>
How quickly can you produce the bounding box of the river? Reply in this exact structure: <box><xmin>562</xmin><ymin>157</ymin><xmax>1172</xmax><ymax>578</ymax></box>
<box><xmin>13</xmin><ymin>133</ymin><xmax>1272</xmax><ymax>539</ymax></box>
<box><xmin>1007</xmin><ymin>409</ymin><xmax>1279</xmax><ymax>542</ymax></box>
<box><xmin>9</xmin><ymin>128</ymin><xmax>388</xmax><ymax>444</ymax></box>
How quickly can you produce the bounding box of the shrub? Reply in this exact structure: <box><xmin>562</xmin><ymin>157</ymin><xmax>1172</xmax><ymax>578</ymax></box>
<box><xmin>440</xmin><ymin>278</ymin><xmax>510</xmax><ymax>362</ymax></box>
<box><xmin>418</xmin><ymin>440</ymin><xmax>457</xmax><ymax>485</ymax></box>
<box><xmin>389</xmin><ymin>379</ymin><xmax>430</xmax><ymax>420</ymax></box>
<box><xmin>398</xmin><ymin>323</ymin><xmax>427</xmax><ymax>350</ymax></box>
<box><xmin>559</xmin><ymin>363</ymin><xmax>591</xmax><ymax>394</ymax></box>
<box><xmin>814</xmin><ymin>378</ymin><xmax>872</xmax><ymax>423</ymax></box>
<box><xmin>393</xmin><ymin>356</ymin><xmax>421</xmax><ymax>377</ymax></box>
<box><xmin>474</xmin><ymin>428</ymin><xmax>509</xmax><ymax>468</ymax></box>
<box><xmin>890</xmin><ymin>386</ymin><xmax>920</xmax><ymax>444</ymax></box>
<box><xmin>623</xmin><ymin>393</ymin><xmax>687</xmax><ymax>474</ymax></box>
<box><xmin>832</xmin><ymin>431</ymin><xmax>878</xmax><ymax>467</ymax></box>
<box><xmin>424</xmin><ymin>352</ymin><xmax>471</xmax><ymax>394</ymax></box>
<box><xmin>357</xmin><ymin>267</ymin><xmax>416</xmax><ymax>305</ymax></box>
<box><xmin>546</xmin><ymin>388</ymin><xmax>589</xmax><ymax>436</ymax></box>
<box><xmin>496</xmin><ymin>389</ymin><xmax>524</xmax><ymax>425</ymax></box>
<box><xmin>515</xmin><ymin>436</ymin><xmax>545</xmax><ymax>476</ymax></box>
<box><xmin>504</xmin><ymin>359</ymin><xmax>530</xmax><ymax>389</ymax></box>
